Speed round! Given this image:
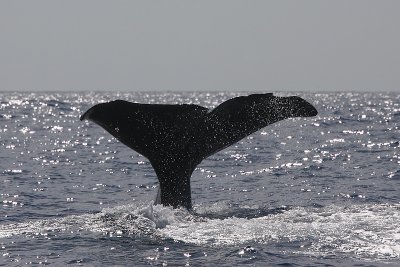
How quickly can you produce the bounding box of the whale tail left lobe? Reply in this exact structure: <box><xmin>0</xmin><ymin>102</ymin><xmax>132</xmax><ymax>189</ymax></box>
<box><xmin>81</xmin><ymin>100</ymin><xmax>208</xmax><ymax>209</ymax></box>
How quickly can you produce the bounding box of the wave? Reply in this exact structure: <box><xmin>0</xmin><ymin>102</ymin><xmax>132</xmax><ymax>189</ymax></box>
<box><xmin>0</xmin><ymin>202</ymin><xmax>399</xmax><ymax>262</ymax></box>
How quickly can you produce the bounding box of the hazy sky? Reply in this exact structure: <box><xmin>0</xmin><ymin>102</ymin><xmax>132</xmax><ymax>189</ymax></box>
<box><xmin>1</xmin><ymin>1</ymin><xmax>399</xmax><ymax>92</ymax></box>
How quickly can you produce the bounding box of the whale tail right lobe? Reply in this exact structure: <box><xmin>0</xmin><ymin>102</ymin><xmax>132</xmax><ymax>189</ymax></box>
<box><xmin>197</xmin><ymin>94</ymin><xmax>317</xmax><ymax>159</ymax></box>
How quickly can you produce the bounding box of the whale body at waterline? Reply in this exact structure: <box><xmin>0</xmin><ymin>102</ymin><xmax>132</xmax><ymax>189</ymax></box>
<box><xmin>80</xmin><ymin>93</ymin><xmax>317</xmax><ymax>209</ymax></box>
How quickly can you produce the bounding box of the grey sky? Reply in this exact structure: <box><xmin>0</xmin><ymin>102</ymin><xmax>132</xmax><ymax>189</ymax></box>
<box><xmin>1</xmin><ymin>1</ymin><xmax>399</xmax><ymax>92</ymax></box>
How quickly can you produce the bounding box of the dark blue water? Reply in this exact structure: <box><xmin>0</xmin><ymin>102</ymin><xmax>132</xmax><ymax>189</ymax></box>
<box><xmin>0</xmin><ymin>92</ymin><xmax>399</xmax><ymax>266</ymax></box>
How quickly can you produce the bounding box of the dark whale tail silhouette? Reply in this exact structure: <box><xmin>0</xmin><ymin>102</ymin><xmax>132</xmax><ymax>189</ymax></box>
<box><xmin>80</xmin><ymin>93</ymin><xmax>317</xmax><ymax>209</ymax></box>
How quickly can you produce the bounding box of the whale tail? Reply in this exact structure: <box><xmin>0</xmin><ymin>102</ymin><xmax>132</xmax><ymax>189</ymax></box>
<box><xmin>81</xmin><ymin>93</ymin><xmax>317</xmax><ymax>209</ymax></box>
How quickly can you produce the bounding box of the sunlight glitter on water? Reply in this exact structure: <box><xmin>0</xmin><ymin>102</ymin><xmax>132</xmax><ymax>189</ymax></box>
<box><xmin>1</xmin><ymin>92</ymin><xmax>400</xmax><ymax>266</ymax></box>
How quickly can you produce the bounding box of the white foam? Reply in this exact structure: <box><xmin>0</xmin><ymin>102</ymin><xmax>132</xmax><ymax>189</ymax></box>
<box><xmin>163</xmin><ymin>203</ymin><xmax>400</xmax><ymax>260</ymax></box>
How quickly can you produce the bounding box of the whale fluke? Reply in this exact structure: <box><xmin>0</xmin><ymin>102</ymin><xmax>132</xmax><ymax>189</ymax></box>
<box><xmin>81</xmin><ymin>93</ymin><xmax>317</xmax><ymax>209</ymax></box>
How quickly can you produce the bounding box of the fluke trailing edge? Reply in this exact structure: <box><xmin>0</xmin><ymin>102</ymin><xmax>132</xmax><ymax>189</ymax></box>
<box><xmin>80</xmin><ymin>93</ymin><xmax>317</xmax><ymax>209</ymax></box>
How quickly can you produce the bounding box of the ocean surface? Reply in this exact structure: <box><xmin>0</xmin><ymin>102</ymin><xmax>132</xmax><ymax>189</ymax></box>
<box><xmin>0</xmin><ymin>91</ymin><xmax>399</xmax><ymax>266</ymax></box>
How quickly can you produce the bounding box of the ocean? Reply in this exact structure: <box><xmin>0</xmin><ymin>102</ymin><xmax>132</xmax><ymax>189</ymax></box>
<box><xmin>0</xmin><ymin>91</ymin><xmax>399</xmax><ymax>266</ymax></box>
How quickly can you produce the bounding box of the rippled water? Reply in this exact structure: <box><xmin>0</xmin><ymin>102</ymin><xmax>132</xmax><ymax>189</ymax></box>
<box><xmin>0</xmin><ymin>91</ymin><xmax>399</xmax><ymax>266</ymax></box>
